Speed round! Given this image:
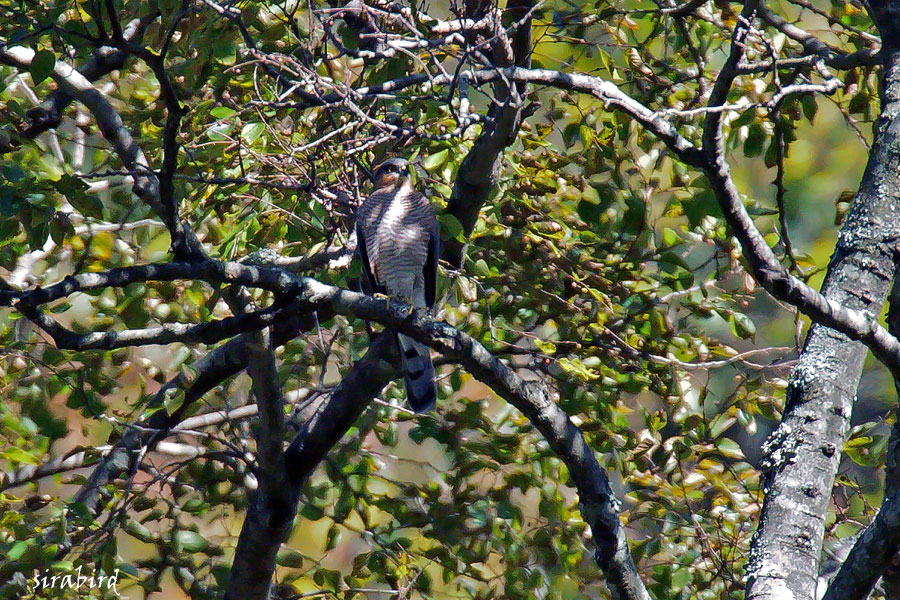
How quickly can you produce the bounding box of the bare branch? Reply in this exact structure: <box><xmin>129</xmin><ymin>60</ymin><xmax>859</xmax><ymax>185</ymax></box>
<box><xmin>20</xmin><ymin>304</ymin><xmax>286</xmax><ymax>351</ymax></box>
<box><xmin>0</xmin><ymin>44</ymin><xmax>203</xmax><ymax>257</ymax></box>
<box><xmin>0</xmin><ymin>15</ymin><xmax>157</xmax><ymax>153</ymax></box>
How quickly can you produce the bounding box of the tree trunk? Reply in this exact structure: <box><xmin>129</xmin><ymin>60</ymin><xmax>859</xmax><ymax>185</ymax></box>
<box><xmin>746</xmin><ymin>6</ymin><xmax>900</xmax><ymax>598</ymax></box>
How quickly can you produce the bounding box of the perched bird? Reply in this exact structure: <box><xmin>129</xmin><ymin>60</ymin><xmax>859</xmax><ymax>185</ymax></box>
<box><xmin>355</xmin><ymin>158</ymin><xmax>439</xmax><ymax>412</ymax></box>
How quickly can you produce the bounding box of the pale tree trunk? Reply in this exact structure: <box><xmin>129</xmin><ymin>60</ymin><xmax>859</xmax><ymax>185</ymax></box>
<box><xmin>746</xmin><ymin>3</ymin><xmax>900</xmax><ymax>599</ymax></box>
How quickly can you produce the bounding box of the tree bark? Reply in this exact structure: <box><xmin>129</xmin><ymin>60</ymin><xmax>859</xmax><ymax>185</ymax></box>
<box><xmin>880</xmin><ymin>263</ymin><xmax>900</xmax><ymax>598</ymax></box>
<box><xmin>442</xmin><ymin>0</ymin><xmax>533</xmax><ymax>268</ymax></box>
<box><xmin>820</xmin><ymin>265</ymin><xmax>900</xmax><ymax>599</ymax></box>
<box><xmin>746</xmin><ymin>8</ymin><xmax>900</xmax><ymax>599</ymax></box>
<box><xmin>224</xmin><ymin>333</ymin><xmax>397</xmax><ymax>600</ymax></box>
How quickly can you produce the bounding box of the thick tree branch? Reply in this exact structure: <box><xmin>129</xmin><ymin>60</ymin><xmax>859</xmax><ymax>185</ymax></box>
<box><xmin>820</xmin><ymin>489</ymin><xmax>900</xmax><ymax>600</ymax></box>
<box><xmin>441</xmin><ymin>0</ymin><xmax>534</xmax><ymax>267</ymax></box>
<box><xmin>225</xmin><ymin>326</ymin><xmax>291</xmax><ymax>600</ymax></box>
<box><xmin>224</xmin><ymin>333</ymin><xmax>397</xmax><ymax>600</ymax></box>
<box><xmin>245</xmin><ymin>329</ymin><xmax>287</xmax><ymax>487</ymax></box>
<box><xmin>882</xmin><ymin>265</ymin><xmax>900</xmax><ymax>598</ymax></box>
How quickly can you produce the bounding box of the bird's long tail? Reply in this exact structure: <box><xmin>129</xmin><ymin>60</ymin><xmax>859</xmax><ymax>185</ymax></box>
<box><xmin>396</xmin><ymin>332</ymin><xmax>436</xmax><ymax>412</ymax></box>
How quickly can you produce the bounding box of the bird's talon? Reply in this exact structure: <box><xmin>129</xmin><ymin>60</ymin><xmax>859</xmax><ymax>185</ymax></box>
<box><xmin>373</xmin><ymin>293</ymin><xmax>414</xmax><ymax>316</ymax></box>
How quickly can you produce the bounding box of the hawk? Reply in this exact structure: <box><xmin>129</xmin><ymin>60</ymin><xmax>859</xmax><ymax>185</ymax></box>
<box><xmin>355</xmin><ymin>158</ymin><xmax>439</xmax><ymax>412</ymax></box>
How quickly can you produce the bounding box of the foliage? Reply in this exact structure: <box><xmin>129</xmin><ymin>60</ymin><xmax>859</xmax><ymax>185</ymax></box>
<box><xmin>0</xmin><ymin>0</ymin><xmax>889</xmax><ymax>599</ymax></box>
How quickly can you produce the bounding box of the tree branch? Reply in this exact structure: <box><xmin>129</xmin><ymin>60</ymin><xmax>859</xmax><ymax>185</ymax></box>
<box><xmin>821</xmin><ymin>488</ymin><xmax>900</xmax><ymax>600</ymax></box>
<box><xmin>881</xmin><ymin>264</ymin><xmax>900</xmax><ymax>598</ymax></box>
<box><xmin>0</xmin><ymin>15</ymin><xmax>157</xmax><ymax>153</ymax></box>
<box><xmin>224</xmin><ymin>327</ymin><xmax>291</xmax><ymax>600</ymax></box>
<box><xmin>69</xmin><ymin>311</ymin><xmax>313</xmax><ymax>519</ymax></box>
<box><xmin>442</xmin><ymin>0</ymin><xmax>535</xmax><ymax>267</ymax></box>
<box><xmin>7</xmin><ymin>238</ymin><xmax>900</xmax><ymax>381</ymax></box>
<box><xmin>224</xmin><ymin>333</ymin><xmax>397</xmax><ymax>600</ymax></box>
<box><xmin>758</xmin><ymin>5</ymin><xmax>881</xmax><ymax>70</ymax></box>
<box><xmin>0</xmin><ymin>43</ymin><xmax>203</xmax><ymax>257</ymax></box>
<box><xmin>15</xmin><ymin>301</ymin><xmax>291</xmax><ymax>351</ymax></box>
<box><xmin>238</xmin><ymin>279</ymin><xmax>652</xmax><ymax>600</ymax></box>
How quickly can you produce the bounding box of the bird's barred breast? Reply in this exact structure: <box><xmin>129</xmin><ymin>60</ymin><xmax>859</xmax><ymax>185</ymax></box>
<box><xmin>374</xmin><ymin>189</ymin><xmax>430</xmax><ymax>299</ymax></box>
<box><xmin>358</xmin><ymin>184</ymin><xmax>435</xmax><ymax>301</ymax></box>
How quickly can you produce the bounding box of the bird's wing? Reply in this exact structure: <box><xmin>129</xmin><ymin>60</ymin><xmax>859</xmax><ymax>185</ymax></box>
<box><xmin>355</xmin><ymin>199</ymin><xmax>382</xmax><ymax>295</ymax></box>
<box><xmin>424</xmin><ymin>203</ymin><xmax>439</xmax><ymax>308</ymax></box>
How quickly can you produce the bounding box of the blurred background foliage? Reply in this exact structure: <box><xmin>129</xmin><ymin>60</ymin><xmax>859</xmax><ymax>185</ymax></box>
<box><xmin>0</xmin><ymin>0</ymin><xmax>888</xmax><ymax>598</ymax></box>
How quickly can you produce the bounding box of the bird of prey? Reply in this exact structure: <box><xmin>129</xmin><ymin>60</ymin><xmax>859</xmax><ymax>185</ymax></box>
<box><xmin>355</xmin><ymin>158</ymin><xmax>439</xmax><ymax>412</ymax></box>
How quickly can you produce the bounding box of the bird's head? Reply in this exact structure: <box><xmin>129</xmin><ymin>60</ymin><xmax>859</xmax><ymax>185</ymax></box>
<box><xmin>373</xmin><ymin>158</ymin><xmax>411</xmax><ymax>190</ymax></box>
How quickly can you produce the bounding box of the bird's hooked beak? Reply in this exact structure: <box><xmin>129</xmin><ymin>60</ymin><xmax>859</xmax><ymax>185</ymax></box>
<box><xmin>375</xmin><ymin>171</ymin><xmax>402</xmax><ymax>189</ymax></box>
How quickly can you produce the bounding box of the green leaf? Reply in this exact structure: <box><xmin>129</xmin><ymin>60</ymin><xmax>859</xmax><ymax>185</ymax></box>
<box><xmin>211</xmin><ymin>106</ymin><xmax>237</xmax><ymax>119</ymax></box>
<box><xmin>30</xmin><ymin>50</ymin><xmax>56</xmax><ymax>85</ymax></box>
<box><xmin>715</xmin><ymin>438</ymin><xmax>744</xmax><ymax>459</ymax></box>
<box><xmin>661</xmin><ymin>227</ymin><xmax>683</xmax><ymax>247</ymax></box>
<box><xmin>313</xmin><ymin>568</ymin><xmax>342</xmax><ymax>591</ymax></box>
<box><xmin>423</xmin><ymin>149</ymin><xmax>448</xmax><ymax>170</ymax></box>
<box><xmin>1</xmin><ymin>163</ymin><xmax>25</xmax><ymax>182</ymax></box>
<box><xmin>729</xmin><ymin>312</ymin><xmax>756</xmax><ymax>340</ymax></box>
<box><xmin>7</xmin><ymin>541</ymin><xmax>29</xmax><ymax>561</ymax></box>
<box><xmin>473</xmin><ymin>258</ymin><xmax>490</xmax><ymax>277</ymax></box>
<box><xmin>125</xmin><ymin>521</ymin><xmax>155</xmax><ymax>543</ymax></box>
<box><xmin>579</xmin><ymin>125</ymin><xmax>594</xmax><ymax>147</ymax></box>
<box><xmin>67</xmin><ymin>192</ymin><xmax>105</xmax><ymax>219</ymax></box>
<box><xmin>2</xmin><ymin>446</ymin><xmax>40</xmax><ymax>466</ymax></box>
<box><xmin>173</xmin><ymin>530</ymin><xmax>209</xmax><ymax>553</ymax></box>
<box><xmin>438</xmin><ymin>213</ymin><xmax>464</xmax><ymax>242</ymax></box>
<box><xmin>743</xmin><ymin>124</ymin><xmax>766</xmax><ymax>157</ymax></box>
<box><xmin>163</xmin><ymin>387</ymin><xmax>185</xmax><ymax>415</ymax></box>
<box><xmin>375</xmin><ymin>422</ymin><xmax>398</xmax><ymax>447</ymax></box>
<box><xmin>276</xmin><ymin>549</ymin><xmax>305</xmax><ymax>568</ymax></box>
<box><xmin>241</xmin><ymin>122</ymin><xmax>265</xmax><ymax>145</ymax></box>
<box><xmin>213</xmin><ymin>38</ymin><xmax>237</xmax><ymax>66</ymax></box>
<box><xmin>326</xmin><ymin>524</ymin><xmax>342</xmax><ymax>551</ymax></box>
<box><xmin>207</xmin><ymin>123</ymin><xmax>233</xmax><ymax>141</ymax></box>
<box><xmin>301</xmin><ymin>504</ymin><xmax>325</xmax><ymax>521</ymax></box>
<box><xmin>801</xmin><ymin>95</ymin><xmax>818</xmax><ymax>123</ymax></box>
<box><xmin>709</xmin><ymin>414</ymin><xmax>736</xmax><ymax>439</ymax></box>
